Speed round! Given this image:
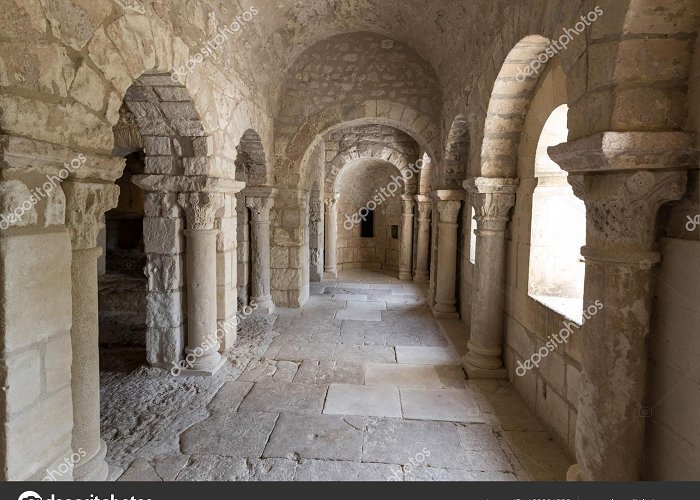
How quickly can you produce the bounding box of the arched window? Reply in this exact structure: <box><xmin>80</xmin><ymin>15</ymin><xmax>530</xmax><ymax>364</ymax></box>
<box><xmin>528</xmin><ymin>105</ymin><xmax>586</xmax><ymax>322</ymax></box>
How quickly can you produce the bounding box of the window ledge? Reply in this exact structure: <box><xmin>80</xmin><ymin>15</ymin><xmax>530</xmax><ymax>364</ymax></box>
<box><xmin>531</xmin><ymin>294</ymin><xmax>583</xmax><ymax>325</ymax></box>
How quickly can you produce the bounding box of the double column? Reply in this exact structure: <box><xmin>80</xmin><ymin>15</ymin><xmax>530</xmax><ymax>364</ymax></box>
<box><xmin>244</xmin><ymin>187</ymin><xmax>277</xmax><ymax>315</ymax></box>
<box><xmin>398</xmin><ymin>194</ymin><xmax>416</xmax><ymax>280</ymax></box>
<box><xmin>64</xmin><ymin>180</ymin><xmax>119</xmax><ymax>481</ymax></box>
<box><xmin>432</xmin><ymin>190</ymin><xmax>464</xmax><ymax>319</ymax></box>
<box><xmin>178</xmin><ymin>192</ymin><xmax>225</xmax><ymax>374</ymax></box>
<box><xmin>463</xmin><ymin>177</ymin><xmax>519</xmax><ymax>379</ymax></box>
<box><xmin>549</xmin><ymin>131</ymin><xmax>694</xmax><ymax>481</ymax></box>
<box><xmin>413</xmin><ymin>195</ymin><xmax>432</xmax><ymax>284</ymax></box>
<box><xmin>324</xmin><ymin>194</ymin><xmax>339</xmax><ymax>278</ymax></box>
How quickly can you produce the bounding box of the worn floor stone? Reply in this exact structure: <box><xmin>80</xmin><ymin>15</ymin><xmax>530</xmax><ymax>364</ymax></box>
<box><xmin>263</xmin><ymin>414</ymin><xmax>364</xmax><ymax>461</ymax></box>
<box><xmin>324</xmin><ymin>383</ymin><xmax>402</xmax><ymax>418</ymax></box>
<box><xmin>400</xmin><ymin>388</ymin><xmax>484</xmax><ymax>423</ymax></box>
<box><xmin>101</xmin><ymin>270</ymin><xmax>569</xmax><ymax>480</ymax></box>
<box><xmin>238</xmin><ymin>381</ymin><xmax>328</xmax><ymax>415</ymax></box>
<box><xmin>365</xmin><ymin>363</ymin><xmax>443</xmax><ymax>388</ymax></box>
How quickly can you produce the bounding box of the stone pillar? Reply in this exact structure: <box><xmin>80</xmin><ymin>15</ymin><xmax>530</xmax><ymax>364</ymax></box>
<box><xmin>413</xmin><ymin>195</ymin><xmax>432</xmax><ymax>284</ymax></box>
<box><xmin>463</xmin><ymin>177</ymin><xmax>519</xmax><ymax>379</ymax></box>
<box><xmin>245</xmin><ymin>188</ymin><xmax>277</xmax><ymax>315</ymax></box>
<box><xmin>64</xmin><ymin>181</ymin><xmax>119</xmax><ymax>481</ymax></box>
<box><xmin>309</xmin><ymin>190</ymin><xmax>324</xmax><ymax>282</ymax></box>
<box><xmin>399</xmin><ymin>194</ymin><xmax>416</xmax><ymax>280</ymax></box>
<box><xmin>549</xmin><ymin>131</ymin><xmax>695</xmax><ymax>481</ymax></box>
<box><xmin>178</xmin><ymin>192</ymin><xmax>225</xmax><ymax>375</ymax></box>
<box><xmin>432</xmin><ymin>190</ymin><xmax>464</xmax><ymax>319</ymax></box>
<box><xmin>324</xmin><ymin>194</ymin><xmax>339</xmax><ymax>278</ymax></box>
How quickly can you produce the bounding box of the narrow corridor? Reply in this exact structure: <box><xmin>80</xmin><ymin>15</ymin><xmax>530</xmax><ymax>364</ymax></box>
<box><xmin>106</xmin><ymin>270</ymin><xmax>569</xmax><ymax>481</ymax></box>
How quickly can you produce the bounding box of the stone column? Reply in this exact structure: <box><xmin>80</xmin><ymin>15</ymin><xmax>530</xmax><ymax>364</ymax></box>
<box><xmin>245</xmin><ymin>188</ymin><xmax>277</xmax><ymax>315</ymax></box>
<box><xmin>463</xmin><ymin>177</ymin><xmax>519</xmax><ymax>379</ymax></box>
<box><xmin>399</xmin><ymin>194</ymin><xmax>416</xmax><ymax>280</ymax></box>
<box><xmin>432</xmin><ymin>190</ymin><xmax>464</xmax><ymax>319</ymax></box>
<box><xmin>549</xmin><ymin>131</ymin><xmax>694</xmax><ymax>481</ymax></box>
<box><xmin>64</xmin><ymin>181</ymin><xmax>119</xmax><ymax>481</ymax></box>
<box><xmin>178</xmin><ymin>192</ymin><xmax>225</xmax><ymax>375</ymax></box>
<box><xmin>413</xmin><ymin>195</ymin><xmax>432</xmax><ymax>284</ymax></box>
<box><xmin>324</xmin><ymin>194</ymin><xmax>339</xmax><ymax>278</ymax></box>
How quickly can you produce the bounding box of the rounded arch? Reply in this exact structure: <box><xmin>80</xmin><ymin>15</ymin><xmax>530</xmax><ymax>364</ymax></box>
<box><xmin>325</xmin><ymin>144</ymin><xmax>419</xmax><ymax>196</ymax></box>
<box><xmin>442</xmin><ymin>114</ymin><xmax>470</xmax><ymax>186</ymax></box>
<box><xmin>480</xmin><ymin>35</ymin><xmax>552</xmax><ymax>178</ymax></box>
<box><xmin>275</xmin><ymin>100</ymin><xmax>440</xmax><ymax>191</ymax></box>
<box><xmin>235</xmin><ymin>129</ymin><xmax>267</xmax><ymax>185</ymax></box>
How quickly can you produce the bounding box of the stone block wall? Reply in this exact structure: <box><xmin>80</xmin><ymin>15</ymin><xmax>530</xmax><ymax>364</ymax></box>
<box><xmin>336</xmin><ymin>160</ymin><xmax>401</xmax><ymax>273</ymax></box>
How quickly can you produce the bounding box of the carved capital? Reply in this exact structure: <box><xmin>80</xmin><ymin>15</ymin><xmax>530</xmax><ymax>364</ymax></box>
<box><xmin>246</xmin><ymin>196</ymin><xmax>275</xmax><ymax>222</ymax></box>
<box><xmin>64</xmin><ymin>181</ymin><xmax>119</xmax><ymax>250</ymax></box>
<box><xmin>571</xmin><ymin>170</ymin><xmax>687</xmax><ymax>255</ymax></box>
<box><xmin>324</xmin><ymin>194</ymin><xmax>340</xmax><ymax>212</ymax></box>
<box><xmin>177</xmin><ymin>192</ymin><xmax>222</xmax><ymax>230</ymax></box>
<box><xmin>416</xmin><ymin>202</ymin><xmax>432</xmax><ymax>220</ymax></box>
<box><xmin>464</xmin><ymin>177</ymin><xmax>518</xmax><ymax>233</ymax></box>
<box><xmin>437</xmin><ymin>199</ymin><xmax>461</xmax><ymax>224</ymax></box>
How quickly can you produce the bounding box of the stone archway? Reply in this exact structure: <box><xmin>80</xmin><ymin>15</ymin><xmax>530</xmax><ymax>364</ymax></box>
<box><xmin>236</xmin><ymin>129</ymin><xmax>276</xmax><ymax>315</ymax></box>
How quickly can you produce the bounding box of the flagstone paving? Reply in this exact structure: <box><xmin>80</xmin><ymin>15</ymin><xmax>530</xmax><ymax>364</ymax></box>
<box><xmin>106</xmin><ymin>269</ymin><xmax>571</xmax><ymax>481</ymax></box>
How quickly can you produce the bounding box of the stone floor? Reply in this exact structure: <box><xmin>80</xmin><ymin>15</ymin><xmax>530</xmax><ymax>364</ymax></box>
<box><xmin>101</xmin><ymin>269</ymin><xmax>571</xmax><ymax>481</ymax></box>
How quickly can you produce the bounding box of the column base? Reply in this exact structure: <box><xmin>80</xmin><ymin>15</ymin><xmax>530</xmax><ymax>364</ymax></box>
<box><xmin>324</xmin><ymin>269</ymin><xmax>337</xmax><ymax>279</ymax></box>
<box><xmin>413</xmin><ymin>273</ymin><xmax>429</xmax><ymax>284</ymax></box>
<box><xmin>252</xmin><ymin>296</ymin><xmax>276</xmax><ymax>315</ymax></box>
<box><xmin>73</xmin><ymin>440</ymin><xmax>109</xmax><ymax>481</ymax></box>
<box><xmin>398</xmin><ymin>270</ymin><xmax>413</xmax><ymax>281</ymax></box>
<box><xmin>566</xmin><ymin>464</ymin><xmax>583</xmax><ymax>481</ymax></box>
<box><xmin>462</xmin><ymin>357</ymin><xmax>508</xmax><ymax>380</ymax></box>
<box><xmin>432</xmin><ymin>308</ymin><xmax>460</xmax><ymax>320</ymax></box>
<box><xmin>178</xmin><ymin>356</ymin><xmax>227</xmax><ymax>377</ymax></box>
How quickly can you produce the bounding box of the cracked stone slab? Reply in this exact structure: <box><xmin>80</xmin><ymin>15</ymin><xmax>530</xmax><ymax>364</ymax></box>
<box><xmin>263</xmin><ymin>414</ymin><xmax>364</xmax><ymax>461</ymax></box>
<box><xmin>404</xmin><ymin>466</ymin><xmax>516</xmax><ymax>481</ymax></box>
<box><xmin>334</xmin><ymin>344</ymin><xmax>395</xmax><ymax>364</ymax></box>
<box><xmin>118</xmin><ymin>457</ymin><xmax>161</xmax><ymax>481</ymax></box>
<box><xmin>293</xmin><ymin>360</ymin><xmax>365</xmax><ymax>385</ymax></box>
<box><xmin>294</xmin><ymin>459</ymin><xmax>402</xmax><ymax>481</ymax></box>
<box><xmin>363</xmin><ymin>418</ymin><xmax>513</xmax><ymax>471</ymax></box>
<box><xmin>275</xmin><ymin>341</ymin><xmax>337</xmax><ymax>362</ymax></box>
<box><xmin>175</xmin><ymin>456</ymin><xmax>297</xmax><ymax>481</ymax></box>
<box><xmin>323</xmin><ymin>383</ymin><xmax>402</xmax><ymax>418</ymax></box>
<box><xmin>180</xmin><ymin>410</ymin><xmax>278</xmax><ymax>458</ymax></box>
<box><xmin>207</xmin><ymin>381</ymin><xmax>253</xmax><ymax>413</ymax></box>
<box><xmin>238</xmin><ymin>381</ymin><xmax>328</xmax><ymax>415</ymax></box>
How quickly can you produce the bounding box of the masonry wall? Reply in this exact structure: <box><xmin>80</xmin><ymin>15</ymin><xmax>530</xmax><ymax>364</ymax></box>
<box><xmin>336</xmin><ymin>161</ymin><xmax>401</xmax><ymax>273</ymax></box>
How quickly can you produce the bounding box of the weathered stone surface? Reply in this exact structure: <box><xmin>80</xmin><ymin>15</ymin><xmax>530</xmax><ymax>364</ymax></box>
<box><xmin>238</xmin><ymin>381</ymin><xmax>327</xmax><ymax>415</ymax></box>
<box><xmin>263</xmin><ymin>414</ymin><xmax>364</xmax><ymax>461</ymax></box>
<box><xmin>180</xmin><ymin>411</ymin><xmax>278</xmax><ymax>458</ymax></box>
